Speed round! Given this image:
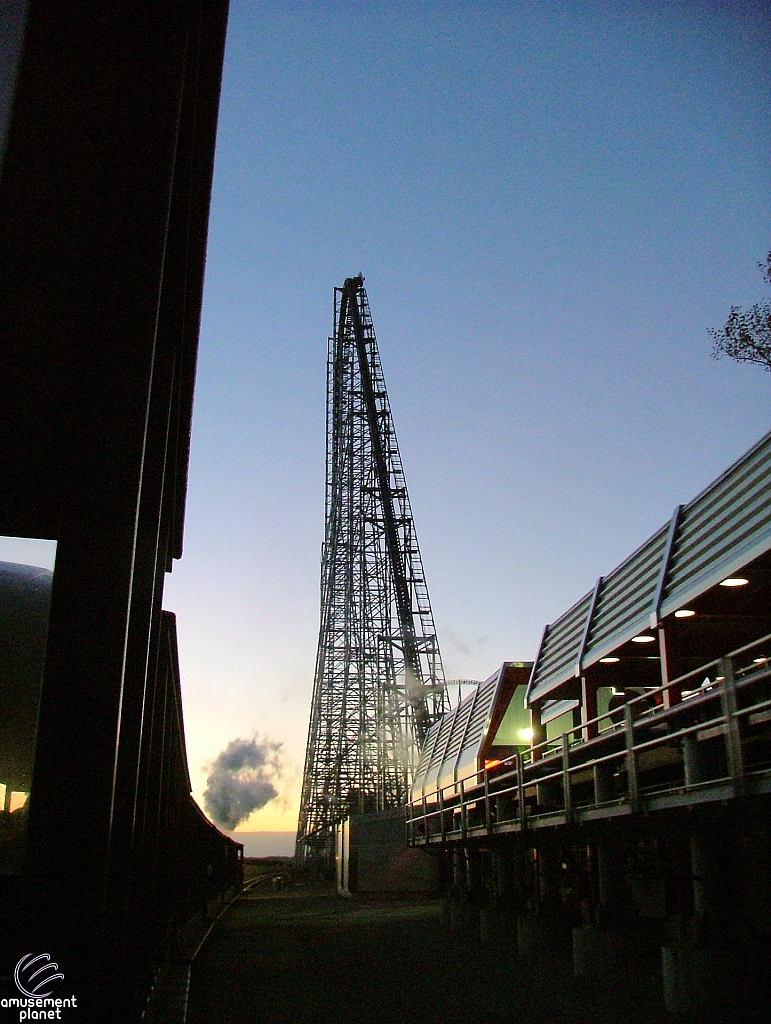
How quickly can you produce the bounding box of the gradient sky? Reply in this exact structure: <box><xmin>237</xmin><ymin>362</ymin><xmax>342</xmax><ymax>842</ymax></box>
<box><xmin>159</xmin><ymin>1</ymin><xmax>770</xmax><ymax>834</ymax></box>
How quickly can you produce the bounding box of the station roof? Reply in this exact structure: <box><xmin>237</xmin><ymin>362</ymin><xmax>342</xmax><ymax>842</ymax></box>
<box><xmin>526</xmin><ymin>428</ymin><xmax>771</xmax><ymax>707</ymax></box>
<box><xmin>411</xmin><ymin>662</ymin><xmax>531</xmax><ymax>800</ymax></box>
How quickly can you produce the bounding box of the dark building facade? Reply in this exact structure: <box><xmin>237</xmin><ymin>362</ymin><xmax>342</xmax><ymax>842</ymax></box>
<box><xmin>0</xmin><ymin>1</ymin><xmax>235</xmax><ymax>1019</ymax></box>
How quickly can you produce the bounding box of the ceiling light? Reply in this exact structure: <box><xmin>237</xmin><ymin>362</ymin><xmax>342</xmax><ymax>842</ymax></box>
<box><xmin>754</xmin><ymin>657</ymin><xmax>768</xmax><ymax>664</ymax></box>
<box><xmin>600</xmin><ymin>656</ymin><xmax>620</xmax><ymax>663</ymax></box>
<box><xmin>720</xmin><ymin>577</ymin><xmax>748</xmax><ymax>587</ymax></box>
<box><xmin>631</xmin><ymin>634</ymin><xmax>656</xmax><ymax>644</ymax></box>
<box><xmin>675</xmin><ymin>609</ymin><xmax>696</xmax><ymax>618</ymax></box>
<box><xmin>518</xmin><ymin>727</ymin><xmax>534</xmax><ymax>742</ymax></box>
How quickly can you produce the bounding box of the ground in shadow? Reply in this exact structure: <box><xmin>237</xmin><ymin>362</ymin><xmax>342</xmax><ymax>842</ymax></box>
<box><xmin>187</xmin><ymin>888</ymin><xmax>671</xmax><ymax>1024</ymax></box>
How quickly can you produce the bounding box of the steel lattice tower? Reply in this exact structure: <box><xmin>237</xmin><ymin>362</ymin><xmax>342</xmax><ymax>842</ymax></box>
<box><xmin>296</xmin><ymin>276</ymin><xmax>447</xmax><ymax>858</ymax></box>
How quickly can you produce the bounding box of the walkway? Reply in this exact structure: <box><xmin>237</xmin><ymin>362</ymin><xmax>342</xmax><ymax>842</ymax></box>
<box><xmin>185</xmin><ymin>887</ymin><xmax>668</xmax><ymax>1024</ymax></box>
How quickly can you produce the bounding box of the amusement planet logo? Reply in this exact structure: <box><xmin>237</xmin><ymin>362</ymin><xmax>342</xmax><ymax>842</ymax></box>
<box><xmin>1</xmin><ymin>955</ymin><xmax>77</xmax><ymax>1020</ymax></box>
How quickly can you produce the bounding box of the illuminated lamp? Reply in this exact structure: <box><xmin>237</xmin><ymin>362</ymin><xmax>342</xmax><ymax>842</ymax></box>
<box><xmin>631</xmin><ymin>634</ymin><xmax>656</xmax><ymax>644</ymax></box>
<box><xmin>720</xmin><ymin>577</ymin><xmax>748</xmax><ymax>587</ymax></box>
<box><xmin>674</xmin><ymin>609</ymin><xmax>696</xmax><ymax>618</ymax></box>
<box><xmin>600</xmin><ymin>656</ymin><xmax>620</xmax><ymax>663</ymax></box>
<box><xmin>518</xmin><ymin>727</ymin><xmax>534</xmax><ymax>742</ymax></box>
<box><xmin>754</xmin><ymin>657</ymin><xmax>768</xmax><ymax>665</ymax></box>
<box><xmin>484</xmin><ymin>759</ymin><xmax>501</xmax><ymax>770</ymax></box>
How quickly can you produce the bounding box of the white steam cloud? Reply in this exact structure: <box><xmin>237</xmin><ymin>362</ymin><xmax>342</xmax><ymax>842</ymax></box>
<box><xmin>203</xmin><ymin>735</ymin><xmax>282</xmax><ymax>830</ymax></box>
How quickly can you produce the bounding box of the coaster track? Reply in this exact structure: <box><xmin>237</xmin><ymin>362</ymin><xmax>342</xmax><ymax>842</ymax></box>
<box><xmin>297</xmin><ymin>276</ymin><xmax>447</xmax><ymax>856</ymax></box>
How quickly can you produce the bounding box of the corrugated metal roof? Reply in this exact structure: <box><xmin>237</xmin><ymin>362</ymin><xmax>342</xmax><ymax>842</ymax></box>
<box><xmin>460</xmin><ymin>678</ymin><xmax>497</xmax><ymax>754</ymax></box>
<box><xmin>443</xmin><ymin>695</ymin><xmax>476</xmax><ymax>766</ymax></box>
<box><xmin>421</xmin><ymin>711</ymin><xmax>456</xmax><ymax>784</ymax></box>
<box><xmin>582</xmin><ymin>525</ymin><xmax>668</xmax><ymax>665</ymax></box>
<box><xmin>412</xmin><ymin>718</ymin><xmax>442</xmax><ymax>784</ymax></box>
<box><xmin>410</xmin><ymin>668</ymin><xmax>504</xmax><ymax>799</ymax></box>
<box><xmin>661</xmin><ymin>433</ymin><xmax>771</xmax><ymax>617</ymax></box>
<box><xmin>527</xmin><ymin>429</ymin><xmax>771</xmax><ymax>706</ymax></box>
<box><xmin>526</xmin><ymin>591</ymin><xmax>592</xmax><ymax>705</ymax></box>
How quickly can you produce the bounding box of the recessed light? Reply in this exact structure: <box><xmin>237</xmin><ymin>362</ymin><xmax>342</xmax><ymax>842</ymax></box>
<box><xmin>518</xmin><ymin>727</ymin><xmax>534</xmax><ymax>742</ymax></box>
<box><xmin>600</xmin><ymin>656</ymin><xmax>620</xmax><ymax>663</ymax></box>
<box><xmin>631</xmin><ymin>634</ymin><xmax>656</xmax><ymax>644</ymax></box>
<box><xmin>720</xmin><ymin>577</ymin><xmax>748</xmax><ymax>587</ymax></box>
<box><xmin>675</xmin><ymin>609</ymin><xmax>696</xmax><ymax>618</ymax></box>
<box><xmin>754</xmin><ymin>657</ymin><xmax>768</xmax><ymax>665</ymax></box>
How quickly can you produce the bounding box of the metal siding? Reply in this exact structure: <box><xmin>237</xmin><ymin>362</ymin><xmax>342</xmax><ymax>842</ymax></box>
<box><xmin>411</xmin><ymin>709</ymin><xmax>455</xmax><ymax>796</ymax></box>
<box><xmin>662</xmin><ymin>437</ymin><xmax>771</xmax><ymax>610</ymax></box>
<box><xmin>443</xmin><ymin>694</ymin><xmax>476</xmax><ymax>765</ymax></box>
<box><xmin>459</xmin><ymin>679</ymin><xmax>497</xmax><ymax>756</ymax></box>
<box><xmin>413</xmin><ymin>720</ymin><xmax>440</xmax><ymax>782</ymax></box>
<box><xmin>411</xmin><ymin>676</ymin><xmax>501</xmax><ymax>796</ymax></box>
<box><xmin>427</xmin><ymin>711</ymin><xmax>456</xmax><ymax>775</ymax></box>
<box><xmin>583</xmin><ymin>525</ymin><xmax>668</xmax><ymax>664</ymax></box>
<box><xmin>528</xmin><ymin>592</ymin><xmax>592</xmax><ymax>702</ymax></box>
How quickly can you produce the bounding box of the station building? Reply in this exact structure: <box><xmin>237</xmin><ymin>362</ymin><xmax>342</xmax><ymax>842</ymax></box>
<box><xmin>407</xmin><ymin>428</ymin><xmax>771</xmax><ymax>1013</ymax></box>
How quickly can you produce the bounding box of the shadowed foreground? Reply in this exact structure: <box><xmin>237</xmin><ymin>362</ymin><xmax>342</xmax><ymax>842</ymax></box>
<box><xmin>186</xmin><ymin>889</ymin><xmax>669</xmax><ymax>1024</ymax></box>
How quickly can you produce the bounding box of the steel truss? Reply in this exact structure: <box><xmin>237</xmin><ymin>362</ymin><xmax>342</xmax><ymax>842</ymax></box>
<box><xmin>297</xmin><ymin>276</ymin><xmax>447</xmax><ymax>856</ymax></box>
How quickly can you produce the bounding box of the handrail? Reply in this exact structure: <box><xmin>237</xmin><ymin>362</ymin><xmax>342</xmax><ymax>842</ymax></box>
<box><xmin>408</xmin><ymin>634</ymin><xmax>771</xmax><ymax>843</ymax></box>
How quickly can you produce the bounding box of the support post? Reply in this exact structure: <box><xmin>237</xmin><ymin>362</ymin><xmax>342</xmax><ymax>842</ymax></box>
<box><xmin>562</xmin><ymin>733</ymin><xmax>573</xmax><ymax>823</ymax></box>
<box><xmin>720</xmin><ymin>657</ymin><xmax>744</xmax><ymax>788</ymax></box>
<box><xmin>538</xmin><ymin>845</ymin><xmax>560</xmax><ymax>912</ymax></box>
<box><xmin>530</xmin><ymin>704</ymin><xmax>545</xmax><ymax>763</ymax></box>
<box><xmin>450</xmin><ymin>848</ymin><xmax>466</xmax><ymax>934</ymax></box>
<box><xmin>597</xmin><ymin>840</ymin><xmax>624</xmax><ymax>924</ymax></box>
<box><xmin>624</xmin><ymin>703</ymin><xmax>639</xmax><ymax>812</ymax></box>
<box><xmin>484</xmin><ymin>768</ymin><xmax>492</xmax><ymax>835</ymax></box>
<box><xmin>466</xmin><ymin>847</ymin><xmax>483</xmax><ymax>903</ymax></box>
<box><xmin>581</xmin><ymin>671</ymin><xmax>599</xmax><ymax>742</ymax></box>
<box><xmin>452</xmin><ymin>848</ymin><xmax>465</xmax><ymax>890</ymax></box>
<box><xmin>594</xmin><ymin>759</ymin><xmax>615</xmax><ymax>804</ymax></box>
<box><xmin>517</xmin><ymin>751</ymin><xmax>527</xmax><ymax>830</ymax></box>
<box><xmin>658</xmin><ymin>619</ymin><xmax>681</xmax><ymax>708</ymax></box>
<box><xmin>682</xmin><ymin>733</ymin><xmax>705</xmax><ymax>787</ymax></box>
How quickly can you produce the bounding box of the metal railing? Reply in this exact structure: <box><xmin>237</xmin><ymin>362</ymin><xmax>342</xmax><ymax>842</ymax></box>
<box><xmin>407</xmin><ymin>633</ymin><xmax>771</xmax><ymax>844</ymax></box>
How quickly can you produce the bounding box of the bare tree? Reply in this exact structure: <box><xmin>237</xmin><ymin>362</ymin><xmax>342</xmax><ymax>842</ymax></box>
<box><xmin>709</xmin><ymin>252</ymin><xmax>771</xmax><ymax>372</ymax></box>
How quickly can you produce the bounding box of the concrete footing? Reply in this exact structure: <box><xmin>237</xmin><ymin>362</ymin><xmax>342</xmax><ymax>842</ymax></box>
<box><xmin>661</xmin><ymin>945</ymin><xmax>747</xmax><ymax>1016</ymax></box>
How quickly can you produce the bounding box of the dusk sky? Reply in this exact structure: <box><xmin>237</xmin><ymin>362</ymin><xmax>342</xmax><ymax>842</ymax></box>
<box><xmin>156</xmin><ymin>2</ymin><xmax>770</xmax><ymax>839</ymax></box>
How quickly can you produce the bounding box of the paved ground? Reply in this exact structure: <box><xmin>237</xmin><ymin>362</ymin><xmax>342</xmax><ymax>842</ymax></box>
<box><xmin>185</xmin><ymin>888</ymin><xmax>671</xmax><ymax>1024</ymax></box>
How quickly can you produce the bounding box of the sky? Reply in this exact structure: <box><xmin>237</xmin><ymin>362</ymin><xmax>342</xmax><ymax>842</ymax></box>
<box><xmin>155</xmin><ymin>1</ymin><xmax>771</xmax><ymax>839</ymax></box>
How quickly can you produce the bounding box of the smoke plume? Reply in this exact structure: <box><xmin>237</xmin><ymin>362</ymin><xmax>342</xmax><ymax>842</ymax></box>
<box><xmin>203</xmin><ymin>735</ymin><xmax>282</xmax><ymax>830</ymax></box>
